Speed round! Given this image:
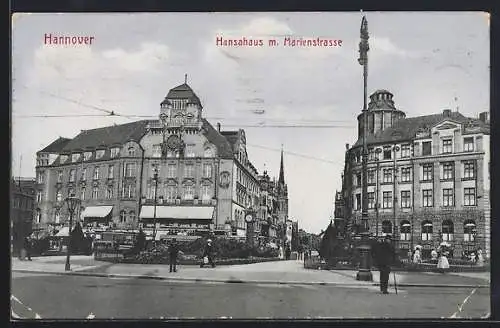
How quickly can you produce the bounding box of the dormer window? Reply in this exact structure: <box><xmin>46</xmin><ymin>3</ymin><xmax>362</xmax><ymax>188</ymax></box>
<box><xmin>128</xmin><ymin>147</ymin><xmax>136</xmax><ymax>157</ymax></box>
<box><xmin>110</xmin><ymin>147</ymin><xmax>120</xmax><ymax>158</ymax></box>
<box><xmin>152</xmin><ymin>145</ymin><xmax>162</xmax><ymax>158</ymax></box>
<box><xmin>96</xmin><ymin>149</ymin><xmax>105</xmax><ymax>159</ymax></box>
<box><xmin>84</xmin><ymin>152</ymin><xmax>93</xmax><ymax>161</ymax></box>
<box><xmin>72</xmin><ymin>153</ymin><xmax>81</xmax><ymax>162</ymax></box>
<box><xmin>60</xmin><ymin>155</ymin><xmax>68</xmax><ymax>163</ymax></box>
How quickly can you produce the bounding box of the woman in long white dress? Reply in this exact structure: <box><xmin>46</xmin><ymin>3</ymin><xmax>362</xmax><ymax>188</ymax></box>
<box><xmin>413</xmin><ymin>247</ymin><xmax>422</xmax><ymax>264</ymax></box>
<box><xmin>476</xmin><ymin>249</ymin><xmax>485</xmax><ymax>266</ymax></box>
<box><xmin>437</xmin><ymin>248</ymin><xmax>450</xmax><ymax>272</ymax></box>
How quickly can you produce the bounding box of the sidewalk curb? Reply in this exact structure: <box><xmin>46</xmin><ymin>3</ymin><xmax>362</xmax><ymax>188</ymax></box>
<box><xmin>12</xmin><ymin>269</ymin><xmax>489</xmax><ymax>289</ymax></box>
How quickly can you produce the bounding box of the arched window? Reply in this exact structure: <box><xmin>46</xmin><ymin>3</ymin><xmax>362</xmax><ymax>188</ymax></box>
<box><xmin>381</xmin><ymin>220</ymin><xmax>392</xmax><ymax>236</ymax></box>
<box><xmin>120</xmin><ymin>210</ymin><xmax>127</xmax><ymax>223</ymax></box>
<box><xmin>56</xmin><ymin>190</ymin><xmax>63</xmax><ymax>202</ymax></box>
<box><xmin>421</xmin><ymin>220</ymin><xmax>433</xmax><ymax>241</ymax></box>
<box><xmin>441</xmin><ymin>220</ymin><xmax>454</xmax><ymax>241</ymax></box>
<box><xmin>54</xmin><ymin>209</ymin><xmax>60</xmax><ymax>224</ymax></box>
<box><xmin>463</xmin><ymin>220</ymin><xmax>476</xmax><ymax>241</ymax></box>
<box><xmin>400</xmin><ymin>220</ymin><xmax>411</xmax><ymax>241</ymax></box>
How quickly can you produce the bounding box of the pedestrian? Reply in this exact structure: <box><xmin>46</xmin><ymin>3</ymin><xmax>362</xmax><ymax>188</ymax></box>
<box><xmin>373</xmin><ymin>234</ymin><xmax>396</xmax><ymax>294</ymax></box>
<box><xmin>24</xmin><ymin>236</ymin><xmax>32</xmax><ymax>261</ymax></box>
<box><xmin>436</xmin><ymin>246</ymin><xmax>450</xmax><ymax>273</ymax></box>
<box><xmin>431</xmin><ymin>249</ymin><xmax>438</xmax><ymax>262</ymax></box>
<box><xmin>201</xmin><ymin>239</ymin><xmax>216</xmax><ymax>268</ymax></box>
<box><xmin>285</xmin><ymin>245</ymin><xmax>291</xmax><ymax>260</ymax></box>
<box><xmin>476</xmin><ymin>248</ymin><xmax>485</xmax><ymax>267</ymax></box>
<box><xmin>169</xmin><ymin>238</ymin><xmax>179</xmax><ymax>273</ymax></box>
<box><xmin>413</xmin><ymin>246</ymin><xmax>422</xmax><ymax>264</ymax></box>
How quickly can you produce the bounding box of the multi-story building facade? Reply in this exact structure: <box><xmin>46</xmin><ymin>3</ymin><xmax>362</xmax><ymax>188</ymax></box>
<box><xmin>11</xmin><ymin>177</ymin><xmax>36</xmax><ymax>253</ymax></box>
<box><xmin>337</xmin><ymin>90</ymin><xmax>490</xmax><ymax>259</ymax></box>
<box><xmin>34</xmin><ymin>82</ymin><xmax>288</xmax><ymax>242</ymax></box>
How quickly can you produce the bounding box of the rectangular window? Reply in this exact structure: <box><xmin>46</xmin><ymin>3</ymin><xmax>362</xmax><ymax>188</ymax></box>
<box><xmin>442</xmin><ymin>138</ymin><xmax>453</xmax><ymax>154</ymax></box>
<box><xmin>37</xmin><ymin>171</ymin><xmax>45</xmax><ymax>184</ymax></box>
<box><xmin>57</xmin><ymin>171</ymin><xmax>63</xmax><ymax>183</ymax></box>
<box><xmin>201</xmin><ymin>185</ymin><xmax>211</xmax><ymax>200</ymax></box>
<box><xmin>84</xmin><ymin>152</ymin><xmax>92</xmax><ymax>161</ymax></box>
<box><xmin>463</xmin><ymin>161</ymin><xmax>475</xmax><ymax>179</ymax></box>
<box><xmin>355</xmin><ymin>193</ymin><xmax>361</xmax><ymax>210</ymax></box>
<box><xmin>463</xmin><ymin>137</ymin><xmax>474</xmax><ymax>152</ymax></box>
<box><xmin>356</xmin><ymin>173</ymin><xmax>362</xmax><ymax>186</ymax></box>
<box><xmin>36</xmin><ymin>191</ymin><xmax>43</xmax><ymax>203</ymax></box>
<box><xmin>96</xmin><ymin>149</ymin><xmax>105</xmax><ymax>159</ymax></box>
<box><xmin>401</xmin><ymin>167</ymin><xmax>411</xmax><ymax>182</ymax></box>
<box><xmin>93</xmin><ymin>167</ymin><xmax>100</xmax><ymax>180</ymax></box>
<box><xmin>382</xmin><ymin>191</ymin><xmax>392</xmax><ymax>208</ymax></box>
<box><xmin>92</xmin><ymin>187</ymin><xmax>99</xmax><ymax>199</ymax></box>
<box><xmin>442</xmin><ymin>188</ymin><xmax>454</xmax><ymax>207</ymax></box>
<box><xmin>106</xmin><ymin>187</ymin><xmax>113</xmax><ymax>199</ymax></box>
<box><xmin>110</xmin><ymin>147</ymin><xmax>120</xmax><ymax>158</ymax></box>
<box><xmin>152</xmin><ymin>145</ymin><xmax>162</xmax><ymax>158</ymax></box>
<box><xmin>442</xmin><ymin>162</ymin><xmax>454</xmax><ymax>180</ymax></box>
<box><xmin>383</xmin><ymin>147</ymin><xmax>392</xmax><ymax>160</ymax></box>
<box><xmin>422</xmin><ymin>141</ymin><xmax>432</xmax><ymax>156</ymax></box>
<box><xmin>203</xmin><ymin>163</ymin><xmax>212</xmax><ymax>178</ymax></box>
<box><xmin>367</xmin><ymin>192</ymin><xmax>375</xmax><ymax>209</ymax></box>
<box><xmin>69</xmin><ymin>169</ymin><xmax>76</xmax><ymax>182</ymax></box>
<box><xmin>401</xmin><ymin>190</ymin><xmax>411</xmax><ymax>208</ymax></box>
<box><xmin>367</xmin><ymin>169</ymin><xmax>375</xmax><ymax>184</ymax></box>
<box><xmin>122</xmin><ymin>184</ymin><xmax>136</xmax><ymax>198</ymax></box>
<box><xmin>80</xmin><ymin>188</ymin><xmax>86</xmax><ymax>200</ymax></box>
<box><xmin>401</xmin><ymin>144</ymin><xmax>411</xmax><ymax>158</ymax></box>
<box><xmin>184</xmin><ymin>164</ymin><xmax>194</xmax><ymax>178</ymax></box>
<box><xmin>464</xmin><ymin>188</ymin><xmax>476</xmax><ymax>206</ymax></box>
<box><xmin>165</xmin><ymin>186</ymin><xmax>176</xmax><ymax>200</ymax></box>
<box><xmin>183</xmin><ymin>185</ymin><xmax>194</xmax><ymax>200</ymax></box>
<box><xmin>81</xmin><ymin>168</ymin><xmax>87</xmax><ymax>180</ymax></box>
<box><xmin>125</xmin><ymin>163</ymin><xmax>136</xmax><ymax>177</ymax></box>
<box><xmin>108</xmin><ymin>165</ymin><xmax>114</xmax><ymax>179</ymax></box>
<box><xmin>422</xmin><ymin>164</ymin><xmax>433</xmax><ymax>181</ymax></box>
<box><xmin>72</xmin><ymin>154</ymin><xmax>80</xmax><ymax>162</ymax></box>
<box><xmin>167</xmin><ymin>164</ymin><xmax>176</xmax><ymax>178</ymax></box>
<box><xmin>422</xmin><ymin>189</ymin><xmax>433</xmax><ymax>207</ymax></box>
<box><xmin>383</xmin><ymin>169</ymin><xmax>393</xmax><ymax>183</ymax></box>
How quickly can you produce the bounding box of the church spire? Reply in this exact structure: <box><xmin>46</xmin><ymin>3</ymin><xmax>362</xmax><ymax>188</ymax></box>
<box><xmin>278</xmin><ymin>145</ymin><xmax>285</xmax><ymax>186</ymax></box>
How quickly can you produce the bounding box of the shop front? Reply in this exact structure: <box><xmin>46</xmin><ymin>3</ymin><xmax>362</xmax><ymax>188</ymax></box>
<box><xmin>81</xmin><ymin>206</ymin><xmax>114</xmax><ymax>239</ymax></box>
<box><xmin>139</xmin><ymin>205</ymin><xmax>215</xmax><ymax>241</ymax></box>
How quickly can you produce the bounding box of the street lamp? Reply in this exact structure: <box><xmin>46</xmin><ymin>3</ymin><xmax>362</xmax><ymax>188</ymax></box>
<box><xmin>152</xmin><ymin>166</ymin><xmax>159</xmax><ymax>244</ymax></box>
<box><xmin>355</xmin><ymin>15</ymin><xmax>373</xmax><ymax>282</ymax></box>
<box><xmin>64</xmin><ymin>195</ymin><xmax>81</xmax><ymax>271</ymax></box>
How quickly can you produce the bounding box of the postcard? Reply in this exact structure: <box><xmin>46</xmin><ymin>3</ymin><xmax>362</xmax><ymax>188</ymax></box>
<box><xmin>11</xmin><ymin>12</ymin><xmax>490</xmax><ymax>319</ymax></box>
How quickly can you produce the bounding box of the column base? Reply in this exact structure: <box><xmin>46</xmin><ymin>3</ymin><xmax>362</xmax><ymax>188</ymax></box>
<box><xmin>356</xmin><ymin>269</ymin><xmax>373</xmax><ymax>281</ymax></box>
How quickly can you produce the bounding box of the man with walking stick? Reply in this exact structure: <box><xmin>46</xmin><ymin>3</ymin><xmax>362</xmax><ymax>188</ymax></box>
<box><xmin>373</xmin><ymin>234</ymin><xmax>396</xmax><ymax>294</ymax></box>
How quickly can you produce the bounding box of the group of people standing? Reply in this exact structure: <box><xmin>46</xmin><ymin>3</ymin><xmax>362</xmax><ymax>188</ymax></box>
<box><xmin>164</xmin><ymin>238</ymin><xmax>216</xmax><ymax>273</ymax></box>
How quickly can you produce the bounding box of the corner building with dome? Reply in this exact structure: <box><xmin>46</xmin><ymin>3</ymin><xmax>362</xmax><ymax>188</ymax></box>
<box><xmin>33</xmin><ymin>82</ymin><xmax>289</xmax><ymax>243</ymax></box>
<box><xmin>336</xmin><ymin>90</ymin><xmax>490</xmax><ymax>260</ymax></box>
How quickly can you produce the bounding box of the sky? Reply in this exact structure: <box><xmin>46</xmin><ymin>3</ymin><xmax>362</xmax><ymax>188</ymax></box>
<box><xmin>11</xmin><ymin>12</ymin><xmax>489</xmax><ymax>234</ymax></box>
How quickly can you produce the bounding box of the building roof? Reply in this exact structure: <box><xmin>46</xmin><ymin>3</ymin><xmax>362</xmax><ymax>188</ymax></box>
<box><xmin>38</xmin><ymin>137</ymin><xmax>72</xmax><ymax>153</ymax></box>
<box><xmin>59</xmin><ymin>120</ymin><xmax>151</xmax><ymax>152</ymax></box>
<box><xmin>162</xmin><ymin>83</ymin><xmax>202</xmax><ymax>106</ymax></box>
<box><xmin>352</xmin><ymin>111</ymin><xmax>490</xmax><ymax>148</ymax></box>
<box><xmin>220</xmin><ymin>131</ymin><xmax>240</xmax><ymax>152</ymax></box>
<box><xmin>201</xmin><ymin>119</ymin><xmax>235</xmax><ymax>159</ymax></box>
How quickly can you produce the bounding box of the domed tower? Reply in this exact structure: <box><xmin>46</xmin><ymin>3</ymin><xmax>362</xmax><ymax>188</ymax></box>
<box><xmin>357</xmin><ymin>89</ymin><xmax>405</xmax><ymax>138</ymax></box>
<box><xmin>159</xmin><ymin>78</ymin><xmax>203</xmax><ymax>133</ymax></box>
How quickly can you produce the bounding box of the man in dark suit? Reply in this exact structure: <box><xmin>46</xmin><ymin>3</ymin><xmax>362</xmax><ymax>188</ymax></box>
<box><xmin>373</xmin><ymin>235</ymin><xmax>396</xmax><ymax>294</ymax></box>
<box><xmin>169</xmin><ymin>238</ymin><xmax>179</xmax><ymax>272</ymax></box>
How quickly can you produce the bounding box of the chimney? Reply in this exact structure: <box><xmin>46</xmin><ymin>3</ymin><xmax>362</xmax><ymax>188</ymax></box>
<box><xmin>443</xmin><ymin>109</ymin><xmax>452</xmax><ymax>117</ymax></box>
<box><xmin>345</xmin><ymin>143</ymin><xmax>350</xmax><ymax>150</ymax></box>
<box><xmin>479</xmin><ymin>111</ymin><xmax>490</xmax><ymax>124</ymax></box>
<box><xmin>217</xmin><ymin>122</ymin><xmax>221</xmax><ymax>132</ymax></box>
